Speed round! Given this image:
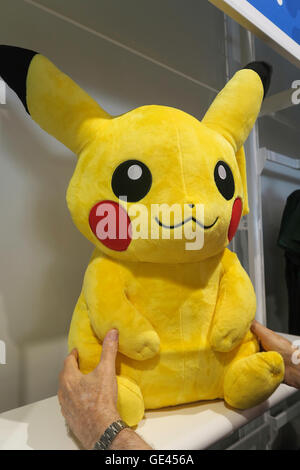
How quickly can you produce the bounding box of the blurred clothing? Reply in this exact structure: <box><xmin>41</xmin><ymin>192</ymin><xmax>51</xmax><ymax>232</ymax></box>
<box><xmin>278</xmin><ymin>190</ymin><xmax>300</xmax><ymax>335</ymax></box>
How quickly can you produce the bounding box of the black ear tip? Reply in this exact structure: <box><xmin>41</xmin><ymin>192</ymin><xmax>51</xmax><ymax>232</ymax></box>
<box><xmin>0</xmin><ymin>45</ymin><xmax>37</xmax><ymax>113</ymax></box>
<box><xmin>243</xmin><ymin>61</ymin><xmax>273</xmax><ymax>99</ymax></box>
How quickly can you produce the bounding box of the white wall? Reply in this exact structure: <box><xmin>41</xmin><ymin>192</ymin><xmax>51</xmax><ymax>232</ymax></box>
<box><xmin>0</xmin><ymin>0</ymin><xmax>226</xmax><ymax>411</ymax></box>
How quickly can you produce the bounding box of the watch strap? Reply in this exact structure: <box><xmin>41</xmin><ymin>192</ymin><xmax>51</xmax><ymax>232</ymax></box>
<box><xmin>93</xmin><ymin>419</ymin><xmax>128</xmax><ymax>450</ymax></box>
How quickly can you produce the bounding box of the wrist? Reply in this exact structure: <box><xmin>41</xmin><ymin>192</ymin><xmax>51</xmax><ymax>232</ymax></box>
<box><xmin>285</xmin><ymin>365</ymin><xmax>300</xmax><ymax>389</ymax></box>
<box><xmin>282</xmin><ymin>342</ymin><xmax>298</xmax><ymax>369</ymax></box>
<box><xmin>109</xmin><ymin>427</ymin><xmax>132</xmax><ymax>450</ymax></box>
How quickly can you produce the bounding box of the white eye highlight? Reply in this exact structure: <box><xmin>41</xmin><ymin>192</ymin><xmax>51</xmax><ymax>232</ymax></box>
<box><xmin>127</xmin><ymin>164</ymin><xmax>142</xmax><ymax>180</ymax></box>
<box><xmin>218</xmin><ymin>164</ymin><xmax>227</xmax><ymax>180</ymax></box>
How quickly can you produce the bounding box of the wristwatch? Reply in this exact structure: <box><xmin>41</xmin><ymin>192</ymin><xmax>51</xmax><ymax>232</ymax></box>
<box><xmin>93</xmin><ymin>419</ymin><xmax>128</xmax><ymax>450</ymax></box>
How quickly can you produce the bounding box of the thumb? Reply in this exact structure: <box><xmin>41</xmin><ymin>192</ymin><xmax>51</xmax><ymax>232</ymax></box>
<box><xmin>251</xmin><ymin>320</ymin><xmax>291</xmax><ymax>352</ymax></box>
<box><xmin>251</xmin><ymin>319</ymin><xmax>268</xmax><ymax>337</ymax></box>
<box><xmin>96</xmin><ymin>329</ymin><xmax>119</xmax><ymax>375</ymax></box>
<box><xmin>62</xmin><ymin>348</ymin><xmax>81</xmax><ymax>376</ymax></box>
<box><xmin>251</xmin><ymin>320</ymin><xmax>272</xmax><ymax>346</ymax></box>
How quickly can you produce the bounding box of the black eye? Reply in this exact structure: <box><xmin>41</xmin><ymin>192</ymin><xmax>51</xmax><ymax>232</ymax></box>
<box><xmin>111</xmin><ymin>159</ymin><xmax>152</xmax><ymax>202</ymax></box>
<box><xmin>214</xmin><ymin>161</ymin><xmax>235</xmax><ymax>200</ymax></box>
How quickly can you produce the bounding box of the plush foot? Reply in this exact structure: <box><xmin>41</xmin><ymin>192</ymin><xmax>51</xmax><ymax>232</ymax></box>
<box><xmin>117</xmin><ymin>376</ymin><xmax>145</xmax><ymax>426</ymax></box>
<box><xmin>224</xmin><ymin>351</ymin><xmax>284</xmax><ymax>409</ymax></box>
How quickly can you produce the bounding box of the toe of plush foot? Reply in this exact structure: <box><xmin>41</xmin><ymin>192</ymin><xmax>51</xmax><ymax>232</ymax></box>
<box><xmin>117</xmin><ymin>376</ymin><xmax>145</xmax><ymax>427</ymax></box>
<box><xmin>224</xmin><ymin>351</ymin><xmax>285</xmax><ymax>409</ymax></box>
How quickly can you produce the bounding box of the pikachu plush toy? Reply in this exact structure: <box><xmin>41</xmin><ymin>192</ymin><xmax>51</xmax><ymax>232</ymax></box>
<box><xmin>1</xmin><ymin>46</ymin><xmax>284</xmax><ymax>426</ymax></box>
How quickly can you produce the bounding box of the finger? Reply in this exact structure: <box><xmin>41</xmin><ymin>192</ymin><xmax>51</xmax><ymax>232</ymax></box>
<box><xmin>251</xmin><ymin>320</ymin><xmax>272</xmax><ymax>338</ymax></box>
<box><xmin>251</xmin><ymin>319</ymin><xmax>264</xmax><ymax>335</ymax></box>
<box><xmin>71</xmin><ymin>348</ymin><xmax>79</xmax><ymax>361</ymax></box>
<box><xmin>251</xmin><ymin>319</ymin><xmax>264</xmax><ymax>332</ymax></box>
<box><xmin>62</xmin><ymin>348</ymin><xmax>81</xmax><ymax>377</ymax></box>
<box><xmin>96</xmin><ymin>329</ymin><xmax>119</xmax><ymax>375</ymax></box>
<box><xmin>251</xmin><ymin>320</ymin><xmax>276</xmax><ymax>351</ymax></box>
<box><xmin>251</xmin><ymin>320</ymin><xmax>291</xmax><ymax>351</ymax></box>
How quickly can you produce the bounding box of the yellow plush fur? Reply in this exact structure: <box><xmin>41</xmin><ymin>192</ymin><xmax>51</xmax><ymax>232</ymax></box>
<box><xmin>8</xmin><ymin>52</ymin><xmax>285</xmax><ymax>426</ymax></box>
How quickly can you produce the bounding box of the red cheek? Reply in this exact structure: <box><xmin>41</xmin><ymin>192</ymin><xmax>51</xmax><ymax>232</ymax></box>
<box><xmin>89</xmin><ymin>200</ymin><xmax>132</xmax><ymax>251</ymax></box>
<box><xmin>228</xmin><ymin>198</ymin><xmax>242</xmax><ymax>242</ymax></box>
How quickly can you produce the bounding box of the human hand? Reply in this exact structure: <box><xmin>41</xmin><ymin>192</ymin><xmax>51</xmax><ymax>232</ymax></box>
<box><xmin>251</xmin><ymin>320</ymin><xmax>300</xmax><ymax>389</ymax></box>
<box><xmin>58</xmin><ymin>329</ymin><xmax>121</xmax><ymax>449</ymax></box>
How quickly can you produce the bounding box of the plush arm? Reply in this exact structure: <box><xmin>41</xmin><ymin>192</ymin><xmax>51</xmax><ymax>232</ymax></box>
<box><xmin>209</xmin><ymin>249</ymin><xmax>256</xmax><ymax>352</ymax></box>
<box><xmin>83</xmin><ymin>256</ymin><xmax>160</xmax><ymax>361</ymax></box>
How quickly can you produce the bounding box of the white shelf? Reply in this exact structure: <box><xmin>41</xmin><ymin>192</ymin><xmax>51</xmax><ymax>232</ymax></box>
<box><xmin>1</xmin><ymin>334</ymin><xmax>299</xmax><ymax>450</ymax></box>
<box><xmin>0</xmin><ymin>384</ymin><xmax>297</xmax><ymax>450</ymax></box>
<box><xmin>260</xmin><ymin>148</ymin><xmax>300</xmax><ymax>171</ymax></box>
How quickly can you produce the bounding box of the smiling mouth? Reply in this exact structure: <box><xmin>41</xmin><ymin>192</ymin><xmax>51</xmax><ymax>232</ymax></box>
<box><xmin>155</xmin><ymin>216</ymin><xmax>219</xmax><ymax>230</ymax></box>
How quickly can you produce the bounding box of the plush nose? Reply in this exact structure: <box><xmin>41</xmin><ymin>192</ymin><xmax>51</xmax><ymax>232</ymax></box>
<box><xmin>188</xmin><ymin>203</ymin><xmax>195</xmax><ymax>208</ymax></box>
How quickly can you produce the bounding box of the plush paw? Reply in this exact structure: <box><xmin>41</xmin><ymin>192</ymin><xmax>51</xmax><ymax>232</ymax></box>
<box><xmin>120</xmin><ymin>329</ymin><xmax>160</xmax><ymax>361</ymax></box>
<box><xmin>210</xmin><ymin>325</ymin><xmax>247</xmax><ymax>352</ymax></box>
<box><xmin>224</xmin><ymin>351</ymin><xmax>285</xmax><ymax>409</ymax></box>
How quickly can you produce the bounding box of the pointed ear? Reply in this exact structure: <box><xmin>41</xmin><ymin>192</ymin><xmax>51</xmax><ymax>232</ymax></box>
<box><xmin>236</xmin><ymin>146</ymin><xmax>249</xmax><ymax>216</ymax></box>
<box><xmin>0</xmin><ymin>45</ymin><xmax>111</xmax><ymax>154</ymax></box>
<box><xmin>202</xmin><ymin>62</ymin><xmax>272</xmax><ymax>152</ymax></box>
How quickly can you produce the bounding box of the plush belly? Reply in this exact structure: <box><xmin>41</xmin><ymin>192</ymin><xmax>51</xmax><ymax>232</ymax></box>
<box><xmin>117</xmin><ymin>258</ymin><xmax>225</xmax><ymax>408</ymax></box>
<box><xmin>122</xmin><ymin>258</ymin><xmax>222</xmax><ymax>344</ymax></box>
<box><xmin>119</xmin><ymin>343</ymin><xmax>228</xmax><ymax>408</ymax></box>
